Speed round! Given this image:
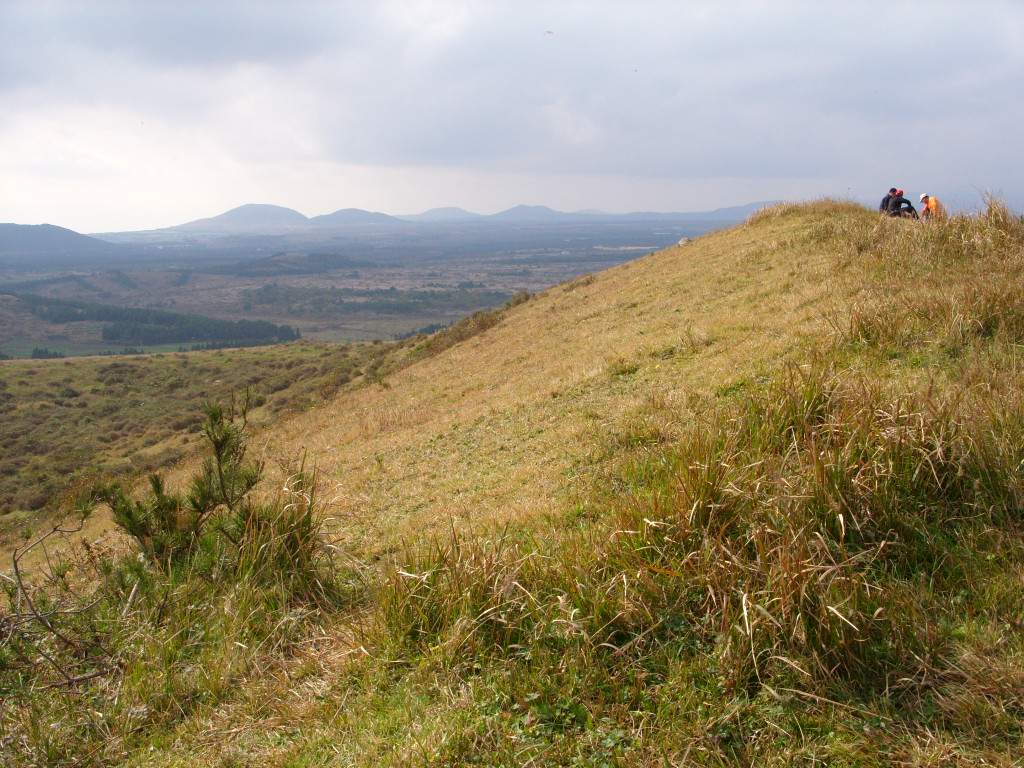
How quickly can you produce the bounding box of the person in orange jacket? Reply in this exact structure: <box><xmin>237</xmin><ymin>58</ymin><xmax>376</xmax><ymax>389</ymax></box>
<box><xmin>919</xmin><ymin>194</ymin><xmax>946</xmax><ymax>220</ymax></box>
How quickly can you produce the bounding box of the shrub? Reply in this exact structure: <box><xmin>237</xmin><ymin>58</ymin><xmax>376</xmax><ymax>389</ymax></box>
<box><xmin>0</xmin><ymin>394</ymin><xmax>348</xmax><ymax>763</ymax></box>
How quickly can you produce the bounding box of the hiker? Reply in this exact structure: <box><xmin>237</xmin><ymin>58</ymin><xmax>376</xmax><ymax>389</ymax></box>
<box><xmin>886</xmin><ymin>189</ymin><xmax>918</xmax><ymax>218</ymax></box>
<box><xmin>919</xmin><ymin>193</ymin><xmax>946</xmax><ymax>220</ymax></box>
<box><xmin>879</xmin><ymin>187</ymin><xmax>898</xmax><ymax>213</ymax></box>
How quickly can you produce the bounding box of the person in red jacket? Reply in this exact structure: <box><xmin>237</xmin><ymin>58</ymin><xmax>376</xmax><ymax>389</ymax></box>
<box><xmin>919</xmin><ymin>194</ymin><xmax>946</xmax><ymax>220</ymax></box>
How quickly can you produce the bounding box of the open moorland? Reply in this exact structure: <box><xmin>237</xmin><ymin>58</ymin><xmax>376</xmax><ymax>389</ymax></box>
<box><xmin>4</xmin><ymin>200</ymin><xmax>1024</xmax><ymax>766</ymax></box>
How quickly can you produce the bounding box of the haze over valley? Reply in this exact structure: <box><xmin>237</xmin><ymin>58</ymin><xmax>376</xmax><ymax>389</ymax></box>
<box><xmin>0</xmin><ymin>201</ymin><xmax>761</xmax><ymax>354</ymax></box>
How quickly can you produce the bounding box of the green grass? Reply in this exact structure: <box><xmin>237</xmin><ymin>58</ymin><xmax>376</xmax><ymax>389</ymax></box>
<box><xmin>3</xmin><ymin>201</ymin><xmax>1024</xmax><ymax>766</ymax></box>
<box><xmin>347</xmin><ymin>362</ymin><xmax>1022</xmax><ymax>764</ymax></box>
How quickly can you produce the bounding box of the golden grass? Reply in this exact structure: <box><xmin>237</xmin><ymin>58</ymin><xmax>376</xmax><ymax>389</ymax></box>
<box><xmin>24</xmin><ymin>199</ymin><xmax>1024</xmax><ymax>766</ymax></box>
<box><xmin>251</xmin><ymin>203</ymin><xmax>853</xmax><ymax>562</ymax></box>
<box><xmin>31</xmin><ymin>201</ymin><xmax>852</xmax><ymax>573</ymax></box>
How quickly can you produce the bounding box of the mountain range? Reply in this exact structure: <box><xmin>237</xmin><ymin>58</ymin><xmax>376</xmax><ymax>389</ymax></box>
<box><xmin>137</xmin><ymin>201</ymin><xmax>771</xmax><ymax>234</ymax></box>
<box><xmin>0</xmin><ymin>201</ymin><xmax>771</xmax><ymax>267</ymax></box>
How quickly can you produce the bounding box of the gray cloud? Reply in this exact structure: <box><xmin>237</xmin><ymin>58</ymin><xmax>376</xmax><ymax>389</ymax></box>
<box><xmin>2</xmin><ymin>0</ymin><xmax>1022</xmax><ymax>231</ymax></box>
<box><xmin>3</xmin><ymin>0</ymin><xmax>347</xmax><ymax>73</ymax></box>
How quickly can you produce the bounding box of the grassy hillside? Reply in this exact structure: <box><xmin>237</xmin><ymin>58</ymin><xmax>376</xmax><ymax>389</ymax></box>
<box><xmin>4</xmin><ymin>200</ymin><xmax>1024</xmax><ymax>766</ymax></box>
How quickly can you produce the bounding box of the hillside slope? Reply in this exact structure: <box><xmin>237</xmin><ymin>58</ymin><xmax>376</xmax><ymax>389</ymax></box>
<box><xmin>263</xmin><ymin>202</ymin><xmax>837</xmax><ymax>555</ymax></box>
<box><xmin>7</xmin><ymin>200</ymin><xmax>1024</xmax><ymax>767</ymax></box>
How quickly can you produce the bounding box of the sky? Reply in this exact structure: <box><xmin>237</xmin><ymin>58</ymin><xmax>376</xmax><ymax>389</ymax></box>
<box><xmin>1</xmin><ymin>0</ymin><xmax>1022</xmax><ymax>233</ymax></box>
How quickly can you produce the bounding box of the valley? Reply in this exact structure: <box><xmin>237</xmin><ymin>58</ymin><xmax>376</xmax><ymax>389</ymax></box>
<box><xmin>0</xmin><ymin>206</ymin><xmax>745</xmax><ymax>354</ymax></box>
<box><xmin>0</xmin><ymin>247</ymin><xmax>619</xmax><ymax>348</ymax></box>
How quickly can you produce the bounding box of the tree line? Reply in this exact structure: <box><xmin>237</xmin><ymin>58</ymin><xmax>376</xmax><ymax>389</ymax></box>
<box><xmin>16</xmin><ymin>293</ymin><xmax>300</xmax><ymax>346</ymax></box>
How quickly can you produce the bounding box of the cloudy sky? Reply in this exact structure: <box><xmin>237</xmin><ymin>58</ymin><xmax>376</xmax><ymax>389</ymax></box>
<box><xmin>1</xmin><ymin>0</ymin><xmax>1022</xmax><ymax>233</ymax></box>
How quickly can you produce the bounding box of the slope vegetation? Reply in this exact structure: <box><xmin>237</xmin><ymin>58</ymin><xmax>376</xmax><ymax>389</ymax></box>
<box><xmin>0</xmin><ymin>339</ymin><xmax>402</xmax><ymax>534</ymax></box>
<box><xmin>261</xmin><ymin>199</ymin><xmax>840</xmax><ymax>555</ymax></box>
<box><xmin>4</xmin><ymin>200</ymin><xmax>1024</xmax><ymax>767</ymax></box>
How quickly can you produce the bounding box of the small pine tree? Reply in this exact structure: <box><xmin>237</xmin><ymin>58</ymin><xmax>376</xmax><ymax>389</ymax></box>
<box><xmin>98</xmin><ymin>393</ymin><xmax>262</xmax><ymax>570</ymax></box>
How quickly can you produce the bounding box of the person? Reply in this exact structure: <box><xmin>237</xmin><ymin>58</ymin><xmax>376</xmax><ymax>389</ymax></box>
<box><xmin>919</xmin><ymin>193</ymin><xmax>946</xmax><ymax>220</ymax></box>
<box><xmin>880</xmin><ymin>187</ymin><xmax>898</xmax><ymax>213</ymax></box>
<box><xmin>886</xmin><ymin>189</ymin><xmax>918</xmax><ymax>218</ymax></box>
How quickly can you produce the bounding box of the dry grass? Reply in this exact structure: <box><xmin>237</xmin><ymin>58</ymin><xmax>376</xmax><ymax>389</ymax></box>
<box><xmin>7</xmin><ymin>199</ymin><xmax>1024</xmax><ymax>766</ymax></box>
<box><xmin>258</xmin><ymin>201</ymin><xmax>848</xmax><ymax>560</ymax></box>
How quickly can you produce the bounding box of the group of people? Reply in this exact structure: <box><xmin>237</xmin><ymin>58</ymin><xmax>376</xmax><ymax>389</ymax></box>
<box><xmin>879</xmin><ymin>187</ymin><xmax>946</xmax><ymax>220</ymax></box>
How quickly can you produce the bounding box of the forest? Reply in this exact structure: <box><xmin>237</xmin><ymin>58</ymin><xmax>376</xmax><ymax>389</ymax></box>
<box><xmin>15</xmin><ymin>293</ymin><xmax>300</xmax><ymax>346</ymax></box>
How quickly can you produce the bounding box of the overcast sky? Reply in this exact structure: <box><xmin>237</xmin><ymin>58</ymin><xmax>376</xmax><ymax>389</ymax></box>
<box><xmin>1</xmin><ymin>0</ymin><xmax>1021</xmax><ymax>233</ymax></box>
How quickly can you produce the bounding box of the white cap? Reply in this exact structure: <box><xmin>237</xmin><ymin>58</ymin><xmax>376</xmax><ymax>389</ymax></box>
<box><xmin>920</xmin><ymin>194</ymin><xmax>928</xmax><ymax>201</ymax></box>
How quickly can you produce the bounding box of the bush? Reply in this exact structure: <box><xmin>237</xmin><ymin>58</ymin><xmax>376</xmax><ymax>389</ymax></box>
<box><xmin>0</xmin><ymin>393</ymin><xmax>348</xmax><ymax>765</ymax></box>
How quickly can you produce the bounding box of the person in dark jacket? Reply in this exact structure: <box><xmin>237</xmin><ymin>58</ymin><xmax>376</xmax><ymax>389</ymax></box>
<box><xmin>886</xmin><ymin>189</ymin><xmax>918</xmax><ymax>218</ymax></box>
<box><xmin>880</xmin><ymin>187</ymin><xmax>898</xmax><ymax>213</ymax></box>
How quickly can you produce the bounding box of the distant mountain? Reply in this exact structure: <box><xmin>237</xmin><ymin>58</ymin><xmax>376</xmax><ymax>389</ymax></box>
<box><xmin>397</xmin><ymin>207</ymin><xmax>484</xmax><ymax>222</ymax></box>
<box><xmin>173</xmin><ymin>204</ymin><xmax>309</xmax><ymax>233</ymax></box>
<box><xmin>0</xmin><ymin>223</ymin><xmax>118</xmax><ymax>255</ymax></box>
<box><xmin>468</xmin><ymin>202</ymin><xmax>775</xmax><ymax>225</ymax></box>
<box><xmin>0</xmin><ymin>224</ymin><xmax>135</xmax><ymax>269</ymax></box>
<box><xmin>488</xmin><ymin>205</ymin><xmax>574</xmax><ymax>223</ymax></box>
<box><xmin>309</xmin><ymin>209</ymin><xmax>405</xmax><ymax>227</ymax></box>
<box><xmin>94</xmin><ymin>201</ymin><xmax>774</xmax><ymax>240</ymax></box>
<box><xmin>613</xmin><ymin>202</ymin><xmax>776</xmax><ymax>222</ymax></box>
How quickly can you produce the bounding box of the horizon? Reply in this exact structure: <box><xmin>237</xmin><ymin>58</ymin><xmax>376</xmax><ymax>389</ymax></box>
<box><xmin>5</xmin><ymin>193</ymin><xmax>1015</xmax><ymax>238</ymax></box>
<box><xmin>4</xmin><ymin>199</ymin><xmax>780</xmax><ymax>236</ymax></box>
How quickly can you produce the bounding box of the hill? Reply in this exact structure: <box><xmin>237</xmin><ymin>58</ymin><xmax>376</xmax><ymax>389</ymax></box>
<box><xmin>259</xmin><ymin>203</ymin><xmax>839</xmax><ymax>554</ymax></box>
<box><xmin>488</xmin><ymin>204</ymin><xmax>576</xmax><ymax>222</ymax></box>
<box><xmin>0</xmin><ymin>223</ymin><xmax>131</xmax><ymax>267</ymax></box>
<box><xmin>398</xmin><ymin>206</ymin><xmax>483</xmax><ymax>222</ymax></box>
<box><xmin>5</xmin><ymin>200</ymin><xmax>1024</xmax><ymax>766</ymax></box>
<box><xmin>172</xmin><ymin>203</ymin><xmax>310</xmax><ymax>233</ymax></box>
<box><xmin>309</xmin><ymin>208</ymin><xmax>405</xmax><ymax>227</ymax></box>
<box><xmin>0</xmin><ymin>223</ymin><xmax>112</xmax><ymax>253</ymax></box>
